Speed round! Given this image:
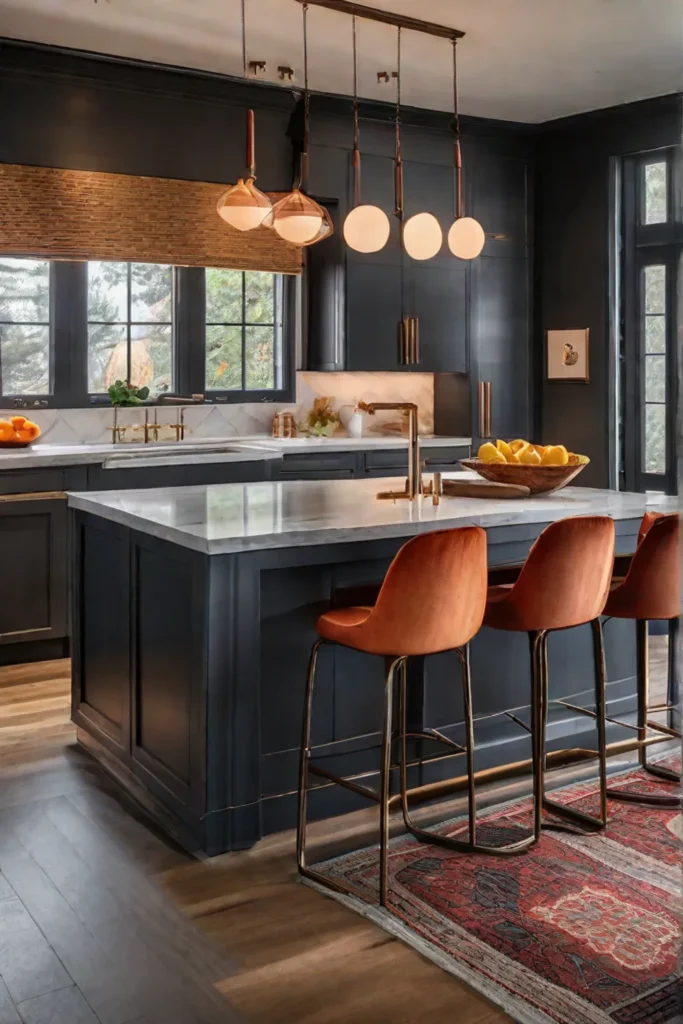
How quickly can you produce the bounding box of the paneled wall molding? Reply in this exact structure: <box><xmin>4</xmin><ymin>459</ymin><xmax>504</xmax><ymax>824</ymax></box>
<box><xmin>0</xmin><ymin>162</ymin><xmax>302</xmax><ymax>274</ymax></box>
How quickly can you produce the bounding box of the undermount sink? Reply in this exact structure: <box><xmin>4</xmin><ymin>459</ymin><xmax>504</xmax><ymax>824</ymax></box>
<box><xmin>101</xmin><ymin>439</ymin><xmax>275</xmax><ymax>469</ymax></box>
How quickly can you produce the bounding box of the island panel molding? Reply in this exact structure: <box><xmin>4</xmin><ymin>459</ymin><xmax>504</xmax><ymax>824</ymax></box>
<box><xmin>0</xmin><ymin>162</ymin><xmax>302</xmax><ymax>274</ymax></box>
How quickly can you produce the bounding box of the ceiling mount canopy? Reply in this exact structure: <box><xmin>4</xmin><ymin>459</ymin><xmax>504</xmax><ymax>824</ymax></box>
<box><xmin>293</xmin><ymin>0</ymin><xmax>464</xmax><ymax>42</ymax></box>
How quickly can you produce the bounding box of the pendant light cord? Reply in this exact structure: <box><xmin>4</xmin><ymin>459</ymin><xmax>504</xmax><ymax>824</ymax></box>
<box><xmin>394</xmin><ymin>26</ymin><xmax>403</xmax><ymax>218</ymax></box>
<box><xmin>300</xmin><ymin>2</ymin><xmax>311</xmax><ymax>191</ymax></box>
<box><xmin>352</xmin><ymin>15</ymin><xmax>361</xmax><ymax>207</ymax></box>
<box><xmin>452</xmin><ymin>38</ymin><xmax>463</xmax><ymax>219</ymax></box>
<box><xmin>241</xmin><ymin>0</ymin><xmax>247</xmax><ymax>79</ymax></box>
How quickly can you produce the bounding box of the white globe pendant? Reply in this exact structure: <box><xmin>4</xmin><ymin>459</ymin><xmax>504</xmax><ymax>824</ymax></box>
<box><xmin>403</xmin><ymin>212</ymin><xmax>443</xmax><ymax>261</ymax></box>
<box><xmin>447</xmin><ymin>215</ymin><xmax>486</xmax><ymax>260</ymax></box>
<box><xmin>343</xmin><ymin>205</ymin><xmax>391</xmax><ymax>254</ymax></box>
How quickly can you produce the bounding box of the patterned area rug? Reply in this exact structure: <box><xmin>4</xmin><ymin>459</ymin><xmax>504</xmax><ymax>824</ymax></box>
<box><xmin>309</xmin><ymin>761</ymin><xmax>682</xmax><ymax>1024</ymax></box>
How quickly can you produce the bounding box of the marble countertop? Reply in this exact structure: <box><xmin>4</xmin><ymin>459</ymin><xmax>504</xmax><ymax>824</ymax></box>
<box><xmin>0</xmin><ymin>434</ymin><xmax>471</xmax><ymax>470</ymax></box>
<box><xmin>67</xmin><ymin>476</ymin><xmax>677</xmax><ymax>556</ymax></box>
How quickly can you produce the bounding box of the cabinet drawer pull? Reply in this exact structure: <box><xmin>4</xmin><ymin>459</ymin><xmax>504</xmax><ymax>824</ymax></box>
<box><xmin>414</xmin><ymin>317</ymin><xmax>420</xmax><ymax>363</ymax></box>
<box><xmin>478</xmin><ymin>381</ymin><xmax>492</xmax><ymax>438</ymax></box>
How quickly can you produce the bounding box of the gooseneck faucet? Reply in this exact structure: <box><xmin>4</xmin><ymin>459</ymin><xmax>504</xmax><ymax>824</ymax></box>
<box><xmin>358</xmin><ymin>401</ymin><xmax>422</xmax><ymax>500</ymax></box>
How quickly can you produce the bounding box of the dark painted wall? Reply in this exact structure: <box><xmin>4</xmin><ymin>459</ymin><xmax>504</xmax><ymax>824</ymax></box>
<box><xmin>536</xmin><ymin>95</ymin><xmax>682</xmax><ymax>487</ymax></box>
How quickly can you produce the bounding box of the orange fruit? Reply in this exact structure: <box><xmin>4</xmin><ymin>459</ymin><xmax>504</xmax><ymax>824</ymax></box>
<box><xmin>0</xmin><ymin>420</ymin><xmax>14</xmax><ymax>441</ymax></box>
<box><xmin>518</xmin><ymin>444</ymin><xmax>541</xmax><ymax>465</ymax></box>
<box><xmin>478</xmin><ymin>442</ymin><xmax>506</xmax><ymax>464</ymax></box>
<box><xmin>10</xmin><ymin>416</ymin><xmax>26</xmax><ymax>429</ymax></box>
<box><xmin>24</xmin><ymin>421</ymin><xmax>40</xmax><ymax>439</ymax></box>
<box><xmin>14</xmin><ymin>427</ymin><xmax>33</xmax><ymax>442</ymax></box>
<box><xmin>540</xmin><ymin>445</ymin><xmax>569</xmax><ymax>466</ymax></box>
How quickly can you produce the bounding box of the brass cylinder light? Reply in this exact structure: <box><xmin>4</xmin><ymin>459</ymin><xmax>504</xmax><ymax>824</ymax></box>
<box><xmin>342</xmin><ymin>16</ymin><xmax>391</xmax><ymax>254</ymax></box>
<box><xmin>447</xmin><ymin>39</ymin><xmax>486</xmax><ymax>260</ymax></box>
<box><xmin>216</xmin><ymin>0</ymin><xmax>272</xmax><ymax>231</ymax></box>
<box><xmin>400</xmin><ymin>32</ymin><xmax>443</xmax><ymax>261</ymax></box>
<box><xmin>273</xmin><ymin>3</ymin><xmax>332</xmax><ymax>246</ymax></box>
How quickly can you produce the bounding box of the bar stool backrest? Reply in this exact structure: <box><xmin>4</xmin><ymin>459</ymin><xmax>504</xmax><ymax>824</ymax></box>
<box><xmin>503</xmin><ymin>516</ymin><xmax>615</xmax><ymax>631</ymax></box>
<box><xmin>611</xmin><ymin>513</ymin><xmax>679</xmax><ymax>621</ymax></box>
<box><xmin>366</xmin><ymin>527</ymin><xmax>488</xmax><ymax>656</ymax></box>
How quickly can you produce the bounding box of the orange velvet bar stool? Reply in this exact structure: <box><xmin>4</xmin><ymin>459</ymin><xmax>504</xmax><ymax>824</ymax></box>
<box><xmin>603</xmin><ymin>512</ymin><xmax>680</xmax><ymax>807</ymax></box>
<box><xmin>481</xmin><ymin>516</ymin><xmax>616</xmax><ymax>844</ymax></box>
<box><xmin>297</xmin><ymin>527</ymin><xmax>488</xmax><ymax>908</ymax></box>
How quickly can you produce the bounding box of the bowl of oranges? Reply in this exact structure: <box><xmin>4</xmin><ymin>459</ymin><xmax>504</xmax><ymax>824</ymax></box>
<box><xmin>0</xmin><ymin>416</ymin><xmax>41</xmax><ymax>448</ymax></box>
<box><xmin>461</xmin><ymin>439</ymin><xmax>590</xmax><ymax>495</ymax></box>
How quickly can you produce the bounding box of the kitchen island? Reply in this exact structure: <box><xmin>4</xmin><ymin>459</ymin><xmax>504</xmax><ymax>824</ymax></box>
<box><xmin>68</xmin><ymin>477</ymin><xmax>676</xmax><ymax>854</ymax></box>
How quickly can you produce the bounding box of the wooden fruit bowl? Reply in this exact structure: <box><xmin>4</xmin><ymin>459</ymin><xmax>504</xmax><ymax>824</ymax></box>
<box><xmin>459</xmin><ymin>459</ymin><xmax>587</xmax><ymax>495</ymax></box>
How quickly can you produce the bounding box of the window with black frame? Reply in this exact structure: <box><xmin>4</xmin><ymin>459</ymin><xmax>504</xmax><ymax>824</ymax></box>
<box><xmin>0</xmin><ymin>258</ymin><xmax>52</xmax><ymax>398</ymax></box>
<box><xmin>621</xmin><ymin>148</ymin><xmax>681</xmax><ymax>495</ymax></box>
<box><xmin>0</xmin><ymin>257</ymin><xmax>291</xmax><ymax>407</ymax></box>
<box><xmin>204</xmin><ymin>269</ymin><xmax>283</xmax><ymax>395</ymax></box>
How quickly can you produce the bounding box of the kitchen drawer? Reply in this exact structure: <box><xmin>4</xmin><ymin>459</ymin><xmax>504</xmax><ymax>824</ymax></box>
<box><xmin>274</xmin><ymin>452</ymin><xmax>361</xmax><ymax>478</ymax></box>
<box><xmin>421</xmin><ymin>445</ymin><xmax>471</xmax><ymax>468</ymax></box>
<box><xmin>87</xmin><ymin>459</ymin><xmax>268</xmax><ymax>491</ymax></box>
<box><xmin>0</xmin><ymin>465</ymin><xmax>88</xmax><ymax>496</ymax></box>
<box><xmin>363</xmin><ymin>446</ymin><xmax>470</xmax><ymax>474</ymax></box>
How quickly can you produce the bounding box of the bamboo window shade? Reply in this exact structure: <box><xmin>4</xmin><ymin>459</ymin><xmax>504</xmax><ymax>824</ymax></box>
<box><xmin>0</xmin><ymin>163</ymin><xmax>302</xmax><ymax>274</ymax></box>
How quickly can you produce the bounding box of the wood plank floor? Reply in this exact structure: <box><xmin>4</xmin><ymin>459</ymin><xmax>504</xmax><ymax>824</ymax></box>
<box><xmin>0</xmin><ymin>644</ymin><xmax>670</xmax><ymax>1023</ymax></box>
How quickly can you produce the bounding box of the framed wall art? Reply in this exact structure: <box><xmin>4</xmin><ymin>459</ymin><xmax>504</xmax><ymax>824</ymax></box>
<box><xmin>546</xmin><ymin>328</ymin><xmax>590</xmax><ymax>383</ymax></box>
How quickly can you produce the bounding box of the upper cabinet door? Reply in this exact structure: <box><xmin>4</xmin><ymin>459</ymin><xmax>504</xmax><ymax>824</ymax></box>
<box><xmin>470</xmin><ymin>255</ymin><xmax>531</xmax><ymax>442</ymax></box>
<box><xmin>410</xmin><ymin>265</ymin><xmax>467</xmax><ymax>373</ymax></box>
<box><xmin>464</xmin><ymin>138</ymin><xmax>531</xmax><ymax>258</ymax></box>
<box><xmin>345</xmin><ymin>261</ymin><xmax>403</xmax><ymax>371</ymax></box>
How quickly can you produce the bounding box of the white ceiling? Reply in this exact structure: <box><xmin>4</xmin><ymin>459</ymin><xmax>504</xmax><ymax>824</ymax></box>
<box><xmin>0</xmin><ymin>0</ymin><xmax>681</xmax><ymax>122</ymax></box>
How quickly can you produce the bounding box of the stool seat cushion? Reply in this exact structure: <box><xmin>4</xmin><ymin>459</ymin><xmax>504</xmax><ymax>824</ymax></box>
<box><xmin>314</xmin><ymin>527</ymin><xmax>488</xmax><ymax>657</ymax></box>
<box><xmin>605</xmin><ymin>512</ymin><xmax>679</xmax><ymax>621</ymax></box>
<box><xmin>483</xmin><ymin>516</ymin><xmax>615</xmax><ymax>632</ymax></box>
<box><xmin>316</xmin><ymin>606</ymin><xmax>373</xmax><ymax>644</ymax></box>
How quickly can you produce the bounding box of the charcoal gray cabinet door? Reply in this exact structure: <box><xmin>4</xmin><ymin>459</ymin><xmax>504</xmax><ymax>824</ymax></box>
<box><xmin>0</xmin><ymin>495</ymin><xmax>68</xmax><ymax>644</ymax></box>
<box><xmin>470</xmin><ymin>255</ymin><xmax>531</xmax><ymax>444</ymax></box>
<box><xmin>346</xmin><ymin>261</ymin><xmax>403</xmax><ymax>371</ymax></box>
<box><xmin>410</xmin><ymin>265</ymin><xmax>467</xmax><ymax>373</ymax></box>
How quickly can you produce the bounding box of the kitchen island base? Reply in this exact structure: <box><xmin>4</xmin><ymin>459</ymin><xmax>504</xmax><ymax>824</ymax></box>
<box><xmin>69</xmin><ymin>484</ymin><xmax>660</xmax><ymax>855</ymax></box>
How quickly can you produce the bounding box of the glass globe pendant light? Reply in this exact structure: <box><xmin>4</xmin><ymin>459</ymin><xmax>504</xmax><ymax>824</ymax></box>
<box><xmin>447</xmin><ymin>39</ymin><xmax>485</xmax><ymax>260</ymax></box>
<box><xmin>272</xmin><ymin>3</ymin><xmax>332</xmax><ymax>247</ymax></box>
<box><xmin>342</xmin><ymin>16</ymin><xmax>390</xmax><ymax>254</ymax></box>
<box><xmin>216</xmin><ymin>0</ymin><xmax>272</xmax><ymax>231</ymax></box>
<box><xmin>400</xmin><ymin>31</ymin><xmax>443</xmax><ymax>261</ymax></box>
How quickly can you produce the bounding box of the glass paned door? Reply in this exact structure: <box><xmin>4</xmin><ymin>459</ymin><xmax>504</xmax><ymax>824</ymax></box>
<box><xmin>636</xmin><ymin>253</ymin><xmax>677</xmax><ymax>492</ymax></box>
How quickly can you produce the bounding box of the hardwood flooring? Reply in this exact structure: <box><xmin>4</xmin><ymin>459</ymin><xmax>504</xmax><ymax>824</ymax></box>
<box><xmin>0</xmin><ymin>644</ymin><xmax>671</xmax><ymax>1023</ymax></box>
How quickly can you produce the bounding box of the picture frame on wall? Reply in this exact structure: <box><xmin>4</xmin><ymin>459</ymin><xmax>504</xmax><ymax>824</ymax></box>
<box><xmin>546</xmin><ymin>329</ymin><xmax>590</xmax><ymax>383</ymax></box>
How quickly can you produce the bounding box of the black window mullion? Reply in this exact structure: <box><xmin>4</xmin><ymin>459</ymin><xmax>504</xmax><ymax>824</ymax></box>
<box><xmin>241</xmin><ymin>272</ymin><xmax>247</xmax><ymax>390</ymax></box>
<box><xmin>53</xmin><ymin>260</ymin><xmax>88</xmax><ymax>406</ymax></box>
<box><xmin>126</xmin><ymin>262</ymin><xmax>132</xmax><ymax>384</ymax></box>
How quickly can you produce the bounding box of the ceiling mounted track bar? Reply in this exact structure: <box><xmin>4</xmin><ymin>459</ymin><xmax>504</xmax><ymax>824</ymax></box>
<box><xmin>293</xmin><ymin>0</ymin><xmax>464</xmax><ymax>41</ymax></box>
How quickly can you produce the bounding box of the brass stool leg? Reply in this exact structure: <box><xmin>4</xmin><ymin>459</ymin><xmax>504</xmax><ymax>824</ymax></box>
<box><xmin>399</xmin><ymin>644</ymin><xmax>538</xmax><ymax>856</ymax></box>
<box><xmin>298</xmin><ymin>642</ymin><xmax>405</xmax><ymax>905</ymax></box>
<box><xmin>378</xmin><ymin>656</ymin><xmax>400</xmax><ymax>907</ymax></box>
<box><xmin>530</xmin><ymin>630</ymin><xmax>546</xmax><ymax>842</ymax></box>
<box><xmin>608</xmin><ymin>618</ymin><xmax>680</xmax><ymax>807</ymax></box>
<box><xmin>544</xmin><ymin>619</ymin><xmax>608</xmax><ymax>831</ymax></box>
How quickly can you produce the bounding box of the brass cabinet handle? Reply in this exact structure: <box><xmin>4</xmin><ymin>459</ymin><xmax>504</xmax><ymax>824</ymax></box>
<box><xmin>408</xmin><ymin>318</ymin><xmax>415</xmax><ymax>364</ymax></box>
<box><xmin>399</xmin><ymin>317</ymin><xmax>411</xmax><ymax>365</ymax></box>
<box><xmin>478</xmin><ymin>381</ymin><xmax>492</xmax><ymax>437</ymax></box>
<box><xmin>414</xmin><ymin>317</ymin><xmax>420</xmax><ymax>363</ymax></box>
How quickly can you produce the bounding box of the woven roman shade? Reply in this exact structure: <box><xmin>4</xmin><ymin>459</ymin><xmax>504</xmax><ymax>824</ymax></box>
<box><xmin>0</xmin><ymin>162</ymin><xmax>302</xmax><ymax>274</ymax></box>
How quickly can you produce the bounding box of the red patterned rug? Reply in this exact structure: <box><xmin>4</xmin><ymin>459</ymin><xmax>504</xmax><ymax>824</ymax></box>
<box><xmin>309</xmin><ymin>761</ymin><xmax>682</xmax><ymax>1024</ymax></box>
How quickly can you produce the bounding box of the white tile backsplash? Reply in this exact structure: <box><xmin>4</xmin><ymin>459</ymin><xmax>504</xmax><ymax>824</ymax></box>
<box><xmin>0</xmin><ymin>372</ymin><xmax>435</xmax><ymax>444</ymax></box>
